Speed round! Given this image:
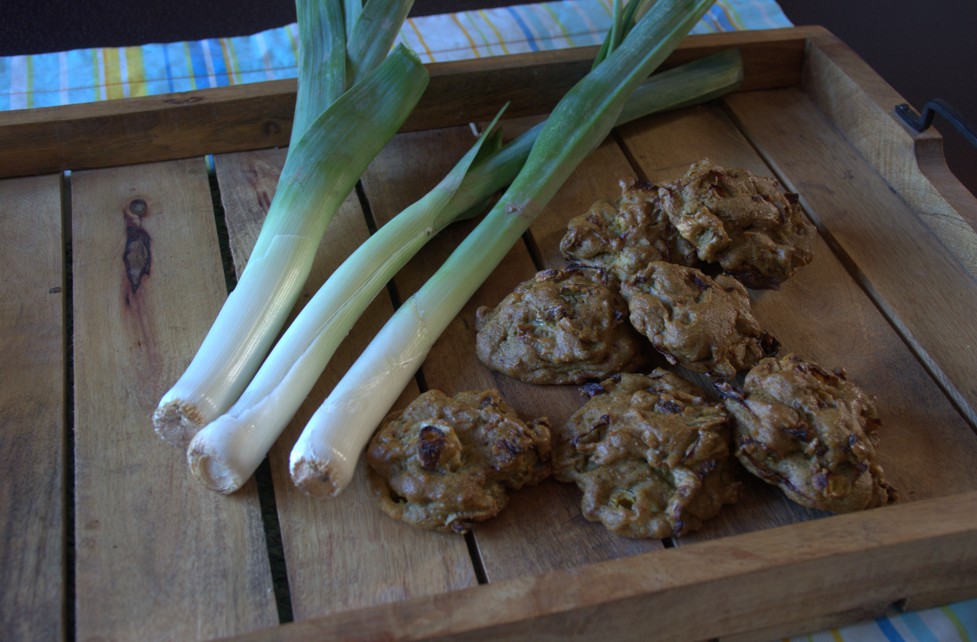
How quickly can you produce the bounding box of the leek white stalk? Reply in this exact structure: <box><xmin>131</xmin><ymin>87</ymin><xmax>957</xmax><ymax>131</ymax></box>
<box><xmin>186</xmin><ymin>108</ymin><xmax>509</xmax><ymax>493</ymax></box>
<box><xmin>290</xmin><ymin>0</ymin><xmax>719</xmax><ymax>497</ymax></box>
<box><xmin>186</xmin><ymin>48</ymin><xmax>742</xmax><ymax>494</ymax></box>
<box><xmin>153</xmin><ymin>0</ymin><xmax>424</xmax><ymax>447</ymax></box>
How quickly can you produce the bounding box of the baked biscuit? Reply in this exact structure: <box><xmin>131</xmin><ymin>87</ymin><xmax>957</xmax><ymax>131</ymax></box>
<box><xmin>366</xmin><ymin>389</ymin><xmax>551</xmax><ymax>533</ymax></box>
<box><xmin>621</xmin><ymin>261</ymin><xmax>777</xmax><ymax>379</ymax></box>
<box><xmin>559</xmin><ymin>177</ymin><xmax>697</xmax><ymax>282</ymax></box>
<box><xmin>720</xmin><ymin>353</ymin><xmax>896</xmax><ymax>513</ymax></box>
<box><xmin>554</xmin><ymin>371</ymin><xmax>738</xmax><ymax>539</ymax></box>
<box><xmin>475</xmin><ymin>267</ymin><xmax>647</xmax><ymax>384</ymax></box>
<box><xmin>658</xmin><ymin>160</ymin><xmax>814</xmax><ymax>289</ymax></box>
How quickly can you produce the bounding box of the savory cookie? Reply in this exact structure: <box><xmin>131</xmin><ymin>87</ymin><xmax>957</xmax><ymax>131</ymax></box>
<box><xmin>720</xmin><ymin>353</ymin><xmax>896</xmax><ymax>513</ymax></box>
<box><xmin>621</xmin><ymin>261</ymin><xmax>777</xmax><ymax>379</ymax></box>
<box><xmin>559</xmin><ymin>177</ymin><xmax>697</xmax><ymax>282</ymax></box>
<box><xmin>475</xmin><ymin>267</ymin><xmax>648</xmax><ymax>384</ymax></box>
<box><xmin>366</xmin><ymin>389</ymin><xmax>551</xmax><ymax>534</ymax></box>
<box><xmin>658</xmin><ymin>160</ymin><xmax>814</xmax><ymax>289</ymax></box>
<box><xmin>554</xmin><ymin>371</ymin><xmax>739</xmax><ymax>539</ymax></box>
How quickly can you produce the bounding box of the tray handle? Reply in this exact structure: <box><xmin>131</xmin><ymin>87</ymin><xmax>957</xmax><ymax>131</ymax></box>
<box><xmin>895</xmin><ymin>98</ymin><xmax>977</xmax><ymax>148</ymax></box>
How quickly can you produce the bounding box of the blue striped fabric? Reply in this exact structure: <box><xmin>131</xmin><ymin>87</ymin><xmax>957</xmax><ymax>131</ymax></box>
<box><xmin>877</xmin><ymin>614</ymin><xmax>910</xmax><ymax>642</ymax></box>
<box><xmin>780</xmin><ymin>600</ymin><xmax>977</xmax><ymax>642</ymax></box>
<box><xmin>505</xmin><ymin>7</ymin><xmax>542</xmax><ymax>51</ymax></box>
<box><xmin>0</xmin><ymin>0</ymin><xmax>791</xmax><ymax>110</ymax></box>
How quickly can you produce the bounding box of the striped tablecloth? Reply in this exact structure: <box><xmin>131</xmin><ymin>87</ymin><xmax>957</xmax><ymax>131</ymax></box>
<box><xmin>0</xmin><ymin>1</ymin><xmax>974</xmax><ymax>640</ymax></box>
<box><xmin>0</xmin><ymin>0</ymin><xmax>790</xmax><ymax>110</ymax></box>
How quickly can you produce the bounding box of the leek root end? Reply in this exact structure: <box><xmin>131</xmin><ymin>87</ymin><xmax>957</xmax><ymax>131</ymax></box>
<box><xmin>291</xmin><ymin>456</ymin><xmax>343</xmax><ymax>498</ymax></box>
<box><xmin>153</xmin><ymin>400</ymin><xmax>204</xmax><ymax>448</ymax></box>
<box><xmin>187</xmin><ymin>441</ymin><xmax>246</xmax><ymax>495</ymax></box>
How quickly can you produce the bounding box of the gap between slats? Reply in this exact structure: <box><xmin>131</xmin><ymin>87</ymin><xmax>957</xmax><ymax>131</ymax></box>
<box><xmin>206</xmin><ymin>160</ymin><xmax>295</xmax><ymax>624</ymax></box>
<box><xmin>206</xmin><ymin>148</ymin><xmax>480</xmax><ymax>625</ymax></box>
<box><xmin>351</xmin><ymin>173</ymin><xmax>492</xmax><ymax>587</ymax></box>
<box><xmin>62</xmin><ymin>170</ymin><xmax>77</xmax><ymax>642</ymax></box>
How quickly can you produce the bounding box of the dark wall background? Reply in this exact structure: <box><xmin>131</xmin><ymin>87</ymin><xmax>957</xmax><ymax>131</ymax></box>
<box><xmin>2</xmin><ymin>1</ymin><xmax>974</xmax><ymax>194</ymax></box>
<box><xmin>0</xmin><ymin>1</ymin><xmax>489</xmax><ymax>54</ymax></box>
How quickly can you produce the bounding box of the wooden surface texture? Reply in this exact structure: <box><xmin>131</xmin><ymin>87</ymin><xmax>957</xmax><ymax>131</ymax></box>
<box><xmin>227</xmin><ymin>490</ymin><xmax>977</xmax><ymax>642</ymax></box>
<box><xmin>1</xmin><ymin>27</ymin><xmax>975</xmax><ymax>642</ymax></box>
<box><xmin>70</xmin><ymin>160</ymin><xmax>279</xmax><ymax>639</ymax></box>
<box><xmin>0</xmin><ymin>174</ymin><xmax>65</xmax><ymax>641</ymax></box>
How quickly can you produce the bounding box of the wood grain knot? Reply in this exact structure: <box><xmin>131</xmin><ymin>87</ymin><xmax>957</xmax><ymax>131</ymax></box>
<box><xmin>126</xmin><ymin>198</ymin><xmax>149</xmax><ymax>218</ymax></box>
<box><xmin>124</xmin><ymin>224</ymin><xmax>152</xmax><ymax>293</ymax></box>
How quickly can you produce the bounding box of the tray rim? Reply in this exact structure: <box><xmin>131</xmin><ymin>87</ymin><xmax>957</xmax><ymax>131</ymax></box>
<box><xmin>2</xmin><ymin>25</ymin><xmax>973</xmax><ymax>264</ymax></box>
<box><xmin>0</xmin><ymin>27</ymin><xmax>812</xmax><ymax>179</ymax></box>
<box><xmin>223</xmin><ymin>489</ymin><xmax>977</xmax><ymax>642</ymax></box>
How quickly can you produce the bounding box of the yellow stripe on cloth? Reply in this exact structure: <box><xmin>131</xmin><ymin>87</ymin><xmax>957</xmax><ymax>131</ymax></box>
<box><xmin>450</xmin><ymin>13</ymin><xmax>483</xmax><ymax>58</ymax></box>
<box><xmin>406</xmin><ymin>17</ymin><xmax>435</xmax><ymax>60</ymax></box>
<box><xmin>123</xmin><ymin>46</ymin><xmax>147</xmax><ymax>97</ymax></box>
<box><xmin>102</xmin><ymin>47</ymin><xmax>125</xmax><ymax>100</ymax></box>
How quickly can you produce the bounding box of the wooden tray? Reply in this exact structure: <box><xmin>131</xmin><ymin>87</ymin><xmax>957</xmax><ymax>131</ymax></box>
<box><xmin>2</xmin><ymin>26</ymin><xmax>976</xmax><ymax>642</ymax></box>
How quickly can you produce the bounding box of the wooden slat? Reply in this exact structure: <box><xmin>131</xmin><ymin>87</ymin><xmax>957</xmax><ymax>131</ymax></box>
<box><xmin>413</xmin><ymin>28</ymin><xmax>806</xmax><ymax>135</ymax></box>
<box><xmin>357</xmin><ymin>126</ymin><xmax>662</xmax><ymax>581</ymax></box>
<box><xmin>0</xmin><ymin>174</ymin><xmax>64</xmax><ymax>641</ymax></box>
<box><xmin>615</xmin><ymin>102</ymin><xmax>977</xmax><ymax>542</ymax></box>
<box><xmin>0</xmin><ymin>81</ymin><xmax>296</xmax><ymax>180</ymax></box>
<box><xmin>224</xmin><ymin>490</ymin><xmax>977</xmax><ymax>642</ymax></box>
<box><xmin>473</xmin><ymin>135</ymin><xmax>669</xmax><ymax>576</ymax></box>
<box><xmin>0</xmin><ymin>28</ymin><xmax>812</xmax><ymax>180</ymax></box>
<box><xmin>213</xmin><ymin>148</ymin><xmax>476</xmax><ymax>621</ymax></box>
<box><xmin>726</xmin><ymin>87</ymin><xmax>977</xmax><ymax>430</ymax></box>
<box><xmin>71</xmin><ymin>160</ymin><xmax>278</xmax><ymax>640</ymax></box>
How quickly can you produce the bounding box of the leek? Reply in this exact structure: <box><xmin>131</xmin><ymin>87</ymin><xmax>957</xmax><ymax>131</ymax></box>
<box><xmin>184</xmin><ymin>49</ymin><xmax>742</xmax><ymax>494</ymax></box>
<box><xmin>289</xmin><ymin>0</ymin><xmax>720</xmax><ymax>497</ymax></box>
<box><xmin>152</xmin><ymin>0</ymin><xmax>425</xmax><ymax>447</ymax></box>
<box><xmin>186</xmin><ymin>108</ymin><xmax>509</xmax><ymax>493</ymax></box>
<box><xmin>289</xmin><ymin>0</ymin><xmax>345</xmax><ymax>147</ymax></box>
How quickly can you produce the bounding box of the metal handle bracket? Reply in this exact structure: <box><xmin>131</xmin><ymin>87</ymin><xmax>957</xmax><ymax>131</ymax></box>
<box><xmin>895</xmin><ymin>98</ymin><xmax>977</xmax><ymax>148</ymax></box>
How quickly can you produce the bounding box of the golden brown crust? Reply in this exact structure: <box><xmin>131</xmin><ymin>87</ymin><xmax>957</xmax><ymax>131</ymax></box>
<box><xmin>474</xmin><ymin>267</ymin><xmax>649</xmax><ymax>384</ymax></box>
<box><xmin>621</xmin><ymin>261</ymin><xmax>777</xmax><ymax>379</ymax></box>
<box><xmin>658</xmin><ymin>160</ymin><xmax>815</xmax><ymax>289</ymax></box>
<box><xmin>554</xmin><ymin>371</ymin><xmax>739</xmax><ymax>539</ymax></box>
<box><xmin>366</xmin><ymin>389</ymin><xmax>551</xmax><ymax>534</ymax></box>
<box><xmin>720</xmin><ymin>354</ymin><xmax>897</xmax><ymax>513</ymax></box>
